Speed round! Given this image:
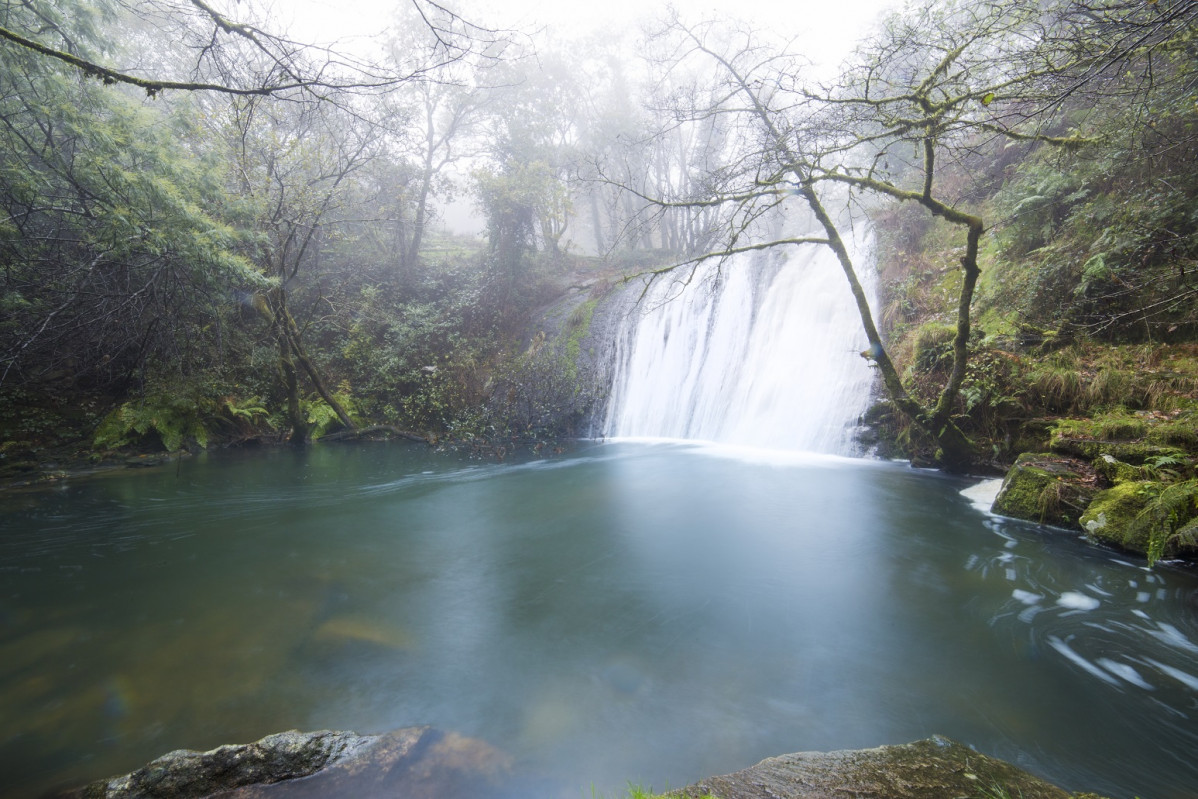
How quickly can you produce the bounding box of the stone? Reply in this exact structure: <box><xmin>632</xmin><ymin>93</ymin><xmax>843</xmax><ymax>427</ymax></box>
<box><xmin>60</xmin><ymin>727</ymin><xmax>512</xmax><ymax>799</ymax></box>
<box><xmin>60</xmin><ymin>730</ymin><xmax>1104</xmax><ymax>799</ymax></box>
<box><xmin>1092</xmin><ymin>454</ymin><xmax>1142</xmax><ymax>484</ymax></box>
<box><xmin>991</xmin><ymin>452</ymin><xmax>1098</xmax><ymax>529</ymax></box>
<box><xmin>1049</xmin><ymin>433</ymin><xmax>1180</xmax><ymax>464</ymax></box>
<box><xmin>1079</xmin><ymin>480</ymin><xmax>1198</xmax><ymax>559</ymax></box>
<box><xmin>671</xmin><ymin>736</ymin><xmax>1077</xmax><ymax>799</ymax></box>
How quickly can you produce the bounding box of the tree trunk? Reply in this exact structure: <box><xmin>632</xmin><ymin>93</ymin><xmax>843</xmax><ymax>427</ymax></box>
<box><xmin>258</xmin><ymin>288</ymin><xmax>357</xmax><ymax>441</ymax></box>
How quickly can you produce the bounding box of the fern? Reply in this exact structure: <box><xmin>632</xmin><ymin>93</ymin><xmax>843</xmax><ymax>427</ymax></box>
<box><xmin>1132</xmin><ymin>480</ymin><xmax>1198</xmax><ymax>564</ymax></box>
<box><xmin>93</xmin><ymin>394</ymin><xmax>210</xmax><ymax>452</ymax></box>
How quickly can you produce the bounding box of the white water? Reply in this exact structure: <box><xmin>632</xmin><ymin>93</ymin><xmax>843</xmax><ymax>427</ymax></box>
<box><xmin>604</xmin><ymin>228</ymin><xmax>878</xmax><ymax>454</ymax></box>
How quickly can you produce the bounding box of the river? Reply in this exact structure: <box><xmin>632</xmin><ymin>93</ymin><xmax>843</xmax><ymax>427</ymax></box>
<box><xmin>1</xmin><ymin>441</ymin><xmax>1195</xmax><ymax>798</ymax></box>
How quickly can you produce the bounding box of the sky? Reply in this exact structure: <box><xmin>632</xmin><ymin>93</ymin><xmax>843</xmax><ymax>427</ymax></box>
<box><xmin>276</xmin><ymin>0</ymin><xmax>899</xmax><ymax>234</ymax></box>
<box><xmin>280</xmin><ymin>0</ymin><xmax>898</xmax><ymax>70</ymax></box>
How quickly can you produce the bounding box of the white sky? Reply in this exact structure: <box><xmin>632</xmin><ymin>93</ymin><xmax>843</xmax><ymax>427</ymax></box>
<box><xmin>280</xmin><ymin>0</ymin><xmax>898</xmax><ymax>70</ymax></box>
<box><xmin>275</xmin><ymin>0</ymin><xmax>898</xmax><ymax>235</ymax></box>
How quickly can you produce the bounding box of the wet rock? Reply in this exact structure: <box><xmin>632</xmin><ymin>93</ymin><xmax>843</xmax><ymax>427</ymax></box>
<box><xmin>1081</xmin><ymin>479</ymin><xmax>1198</xmax><ymax>561</ymax></box>
<box><xmin>992</xmin><ymin>452</ymin><xmax>1099</xmax><ymax>529</ymax></box>
<box><xmin>63</xmin><ymin>730</ymin><xmax>373</xmax><ymax>798</ymax></box>
<box><xmin>671</xmin><ymin>736</ymin><xmax>1075</xmax><ymax>799</ymax></box>
<box><xmin>61</xmin><ymin>727</ymin><xmax>512</xmax><ymax>799</ymax></box>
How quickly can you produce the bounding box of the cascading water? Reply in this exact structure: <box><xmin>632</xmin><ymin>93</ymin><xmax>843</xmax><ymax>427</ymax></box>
<box><xmin>603</xmin><ymin>226</ymin><xmax>878</xmax><ymax>454</ymax></box>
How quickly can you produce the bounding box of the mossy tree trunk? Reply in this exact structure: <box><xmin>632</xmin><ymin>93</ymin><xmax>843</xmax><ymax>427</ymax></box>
<box><xmin>258</xmin><ymin>287</ymin><xmax>356</xmax><ymax>443</ymax></box>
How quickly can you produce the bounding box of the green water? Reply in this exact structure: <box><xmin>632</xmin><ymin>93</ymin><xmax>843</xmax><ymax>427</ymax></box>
<box><xmin>1</xmin><ymin>442</ymin><xmax>1195</xmax><ymax>798</ymax></box>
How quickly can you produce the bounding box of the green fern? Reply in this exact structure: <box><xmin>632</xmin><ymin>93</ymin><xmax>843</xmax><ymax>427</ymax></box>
<box><xmin>93</xmin><ymin>394</ymin><xmax>209</xmax><ymax>452</ymax></box>
<box><xmin>1131</xmin><ymin>479</ymin><xmax>1198</xmax><ymax>564</ymax></box>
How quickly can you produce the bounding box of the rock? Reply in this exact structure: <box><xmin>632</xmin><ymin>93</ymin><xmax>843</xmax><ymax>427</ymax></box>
<box><xmin>1081</xmin><ymin>479</ymin><xmax>1198</xmax><ymax>561</ymax></box>
<box><xmin>672</xmin><ymin>736</ymin><xmax>1076</xmax><ymax>799</ymax></box>
<box><xmin>991</xmin><ymin>452</ymin><xmax>1098</xmax><ymax>529</ymax></box>
<box><xmin>1049</xmin><ymin>434</ymin><xmax>1179</xmax><ymax>463</ymax></box>
<box><xmin>60</xmin><ymin>727</ymin><xmax>513</xmax><ymax>799</ymax></box>
<box><xmin>1092</xmin><ymin>453</ymin><xmax>1142</xmax><ymax>484</ymax></box>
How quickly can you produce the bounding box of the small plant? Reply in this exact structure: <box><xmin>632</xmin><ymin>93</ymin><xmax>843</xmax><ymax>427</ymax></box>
<box><xmin>1142</xmin><ymin>453</ymin><xmax>1189</xmax><ymax>481</ymax></box>
<box><xmin>976</xmin><ymin>782</ymin><xmax>1023</xmax><ymax>799</ymax></box>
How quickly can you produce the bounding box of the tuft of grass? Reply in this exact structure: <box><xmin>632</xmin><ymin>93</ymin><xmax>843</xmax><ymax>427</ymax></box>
<box><xmin>1028</xmin><ymin>362</ymin><xmax>1085</xmax><ymax>412</ymax></box>
<box><xmin>976</xmin><ymin>782</ymin><xmax>1023</xmax><ymax>799</ymax></box>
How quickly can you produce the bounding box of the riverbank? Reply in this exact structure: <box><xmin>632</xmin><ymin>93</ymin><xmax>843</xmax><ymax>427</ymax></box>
<box><xmin>861</xmin><ymin>341</ymin><xmax>1198</xmax><ymax>565</ymax></box>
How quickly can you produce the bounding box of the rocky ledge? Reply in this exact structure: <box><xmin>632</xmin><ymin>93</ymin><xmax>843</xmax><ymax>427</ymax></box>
<box><xmin>60</xmin><ymin>729</ymin><xmax>1104</xmax><ymax>799</ymax></box>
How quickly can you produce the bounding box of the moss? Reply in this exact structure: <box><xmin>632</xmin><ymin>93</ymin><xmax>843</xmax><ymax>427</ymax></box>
<box><xmin>1081</xmin><ymin>482</ymin><xmax>1158</xmax><ymax>554</ymax></box>
<box><xmin>1049</xmin><ymin>412</ymin><xmax>1189</xmax><ymax>464</ymax></box>
<box><xmin>911</xmin><ymin>321</ymin><xmax>958</xmax><ymax>372</ymax></box>
<box><xmin>992</xmin><ymin>453</ymin><xmax>1097</xmax><ymax>529</ymax></box>
<box><xmin>1146</xmin><ymin>413</ymin><xmax>1198</xmax><ymax>449</ymax></box>
<box><xmin>562</xmin><ymin>297</ymin><xmax>598</xmax><ymax>378</ymax></box>
<box><xmin>1080</xmin><ymin>479</ymin><xmax>1198</xmax><ymax>562</ymax></box>
<box><xmin>1092</xmin><ymin>454</ymin><xmax>1143</xmax><ymax>484</ymax></box>
<box><xmin>1053</xmin><ymin>412</ymin><xmax>1147</xmax><ymax>441</ymax></box>
<box><xmin>672</xmin><ymin>737</ymin><xmax>1072</xmax><ymax>799</ymax></box>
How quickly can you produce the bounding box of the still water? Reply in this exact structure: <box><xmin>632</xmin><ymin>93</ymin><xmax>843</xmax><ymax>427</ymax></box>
<box><xmin>1</xmin><ymin>442</ymin><xmax>1196</xmax><ymax>798</ymax></box>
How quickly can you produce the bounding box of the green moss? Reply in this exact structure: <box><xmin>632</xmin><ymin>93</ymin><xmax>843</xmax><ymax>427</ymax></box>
<box><xmin>1049</xmin><ymin>411</ymin><xmax>1189</xmax><ymax>464</ymax></box>
<box><xmin>992</xmin><ymin>453</ymin><xmax>1096</xmax><ymax>528</ymax></box>
<box><xmin>1081</xmin><ymin>482</ymin><xmax>1155</xmax><ymax>553</ymax></box>
<box><xmin>1081</xmin><ymin>479</ymin><xmax>1198</xmax><ymax>563</ymax></box>
<box><xmin>1092</xmin><ymin>454</ymin><xmax>1143</xmax><ymax>484</ymax></box>
<box><xmin>1053</xmin><ymin>412</ymin><xmax>1146</xmax><ymax>441</ymax></box>
<box><xmin>563</xmin><ymin>297</ymin><xmax>598</xmax><ymax>378</ymax></box>
<box><xmin>1146</xmin><ymin>413</ymin><xmax>1198</xmax><ymax>449</ymax></box>
<box><xmin>911</xmin><ymin>322</ymin><xmax>958</xmax><ymax>372</ymax></box>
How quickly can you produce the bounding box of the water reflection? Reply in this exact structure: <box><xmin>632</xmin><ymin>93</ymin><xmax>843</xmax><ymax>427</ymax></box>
<box><xmin>0</xmin><ymin>443</ymin><xmax>1195</xmax><ymax>799</ymax></box>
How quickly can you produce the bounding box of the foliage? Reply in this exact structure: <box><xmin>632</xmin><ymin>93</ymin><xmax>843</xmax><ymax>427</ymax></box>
<box><xmin>1083</xmin><ymin>479</ymin><xmax>1198</xmax><ymax>565</ymax></box>
<box><xmin>93</xmin><ymin>393</ymin><xmax>211</xmax><ymax>453</ymax></box>
<box><xmin>0</xmin><ymin>0</ymin><xmax>265</xmax><ymax>393</ymax></box>
<box><xmin>980</xmin><ymin>61</ymin><xmax>1198</xmax><ymax>342</ymax></box>
<box><xmin>303</xmin><ymin>383</ymin><xmax>363</xmax><ymax>438</ymax></box>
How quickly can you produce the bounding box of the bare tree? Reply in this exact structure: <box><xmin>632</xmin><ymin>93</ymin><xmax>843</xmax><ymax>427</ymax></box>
<box><xmin>0</xmin><ymin>0</ymin><xmax>496</xmax><ymax>99</ymax></box>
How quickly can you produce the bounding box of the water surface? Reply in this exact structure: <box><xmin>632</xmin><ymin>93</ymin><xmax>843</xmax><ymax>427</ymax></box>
<box><xmin>1</xmin><ymin>442</ymin><xmax>1195</xmax><ymax>798</ymax></box>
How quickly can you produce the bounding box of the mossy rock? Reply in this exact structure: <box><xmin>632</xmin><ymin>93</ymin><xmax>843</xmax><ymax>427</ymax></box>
<box><xmin>1146</xmin><ymin>416</ymin><xmax>1198</xmax><ymax>450</ymax></box>
<box><xmin>672</xmin><ymin>736</ymin><xmax>1076</xmax><ymax>799</ymax></box>
<box><xmin>1081</xmin><ymin>480</ymin><xmax>1198</xmax><ymax>562</ymax></box>
<box><xmin>1050</xmin><ymin>433</ymin><xmax>1183</xmax><ymax>464</ymax></box>
<box><xmin>61</xmin><ymin>727</ymin><xmax>513</xmax><ymax>799</ymax></box>
<box><xmin>1080</xmin><ymin>482</ymin><xmax>1158</xmax><ymax>554</ymax></box>
<box><xmin>1049</xmin><ymin>411</ymin><xmax>1196</xmax><ymax>464</ymax></box>
<box><xmin>992</xmin><ymin>453</ymin><xmax>1097</xmax><ymax>529</ymax></box>
<box><xmin>1009</xmin><ymin>418</ymin><xmax>1055</xmax><ymax>455</ymax></box>
<box><xmin>1092</xmin><ymin>454</ymin><xmax>1143</xmax><ymax>484</ymax></box>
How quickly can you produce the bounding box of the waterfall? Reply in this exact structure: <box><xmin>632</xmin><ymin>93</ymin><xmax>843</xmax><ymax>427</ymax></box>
<box><xmin>603</xmin><ymin>228</ymin><xmax>878</xmax><ymax>455</ymax></box>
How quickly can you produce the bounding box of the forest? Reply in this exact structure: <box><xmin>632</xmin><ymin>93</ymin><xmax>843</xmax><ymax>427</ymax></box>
<box><xmin>1</xmin><ymin>0</ymin><xmax>1196</xmax><ymax>557</ymax></box>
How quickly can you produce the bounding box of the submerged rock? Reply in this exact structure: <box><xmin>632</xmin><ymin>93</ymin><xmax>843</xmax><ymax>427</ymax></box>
<box><xmin>60</xmin><ymin>727</ymin><xmax>512</xmax><ymax>799</ymax></box>
<box><xmin>672</xmin><ymin>736</ymin><xmax>1077</xmax><ymax>799</ymax></box>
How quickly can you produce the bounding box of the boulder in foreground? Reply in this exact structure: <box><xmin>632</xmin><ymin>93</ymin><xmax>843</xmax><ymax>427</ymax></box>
<box><xmin>672</xmin><ymin>736</ymin><xmax>1095</xmax><ymax>799</ymax></box>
